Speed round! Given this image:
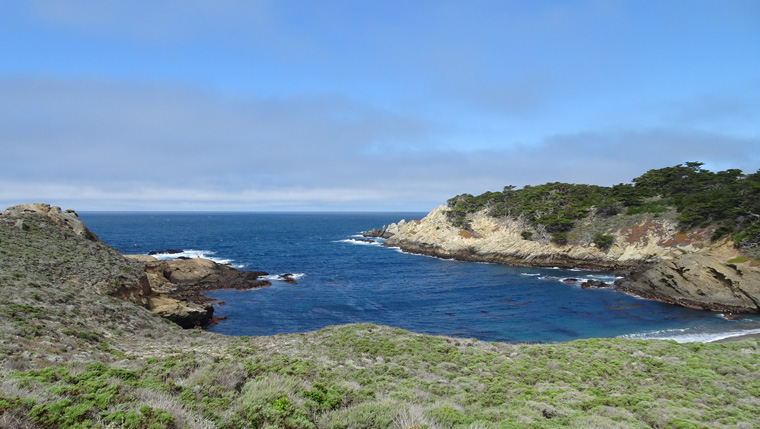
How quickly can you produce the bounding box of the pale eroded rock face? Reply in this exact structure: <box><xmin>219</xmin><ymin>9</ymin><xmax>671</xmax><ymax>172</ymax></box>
<box><xmin>1</xmin><ymin>203</ymin><xmax>97</xmax><ymax>240</ymax></box>
<box><xmin>385</xmin><ymin>206</ymin><xmax>642</xmax><ymax>269</ymax></box>
<box><xmin>384</xmin><ymin>206</ymin><xmax>760</xmax><ymax>313</ymax></box>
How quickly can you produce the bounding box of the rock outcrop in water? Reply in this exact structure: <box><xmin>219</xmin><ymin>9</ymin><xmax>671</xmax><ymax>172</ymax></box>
<box><xmin>381</xmin><ymin>205</ymin><xmax>760</xmax><ymax>313</ymax></box>
<box><xmin>363</xmin><ymin>223</ymin><xmax>402</xmax><ymax>239</ymax></box>
<box><xmin>125</xmin><ymin>255</ymin><xmax>272</xmax><ymax>328</ymax></box>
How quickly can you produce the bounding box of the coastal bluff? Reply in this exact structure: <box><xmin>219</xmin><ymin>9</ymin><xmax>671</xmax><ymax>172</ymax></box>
<box><xmin>0</xmin><ymin>203</ymin><xmax>271</xmax><ymax>328</ymax></box>
<box><xmin>380</xmin><ymin>205</ymin><xmax>760</xmax><ymax>314</ymax></box>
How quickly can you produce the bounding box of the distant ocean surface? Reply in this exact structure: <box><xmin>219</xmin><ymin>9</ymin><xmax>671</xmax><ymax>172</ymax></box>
<box><xmin>81</xmin><ymin>212</ymin><xmax>760</xmax><ymax>343</ymax></box>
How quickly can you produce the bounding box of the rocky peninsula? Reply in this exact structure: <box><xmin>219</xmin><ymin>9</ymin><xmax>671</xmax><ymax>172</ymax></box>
<box><xmin>374</xmin><ymin>164</ymin><xmax>760</xmax><ymax>314</ymax></box>
<box><xmin>377</xmin><ymin>205</ymin><xmax>760</xmax><ymax>314</ymax></box>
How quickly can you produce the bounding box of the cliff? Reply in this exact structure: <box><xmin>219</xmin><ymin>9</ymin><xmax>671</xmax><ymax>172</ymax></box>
<box><xmin>384</xmin><ymin>205</ymin><xmax>760</xmax><ymax>313</ymax></box>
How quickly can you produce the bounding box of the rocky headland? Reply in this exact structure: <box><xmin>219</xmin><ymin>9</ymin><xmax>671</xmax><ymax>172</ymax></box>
<box><xmin>0</xmin><ymin>203</ymin><xmax>272</xmax><ymax>329</ymax></box>
<box><xmin>379</xmin><ymin>205</ymin><xmax>760</xmax><ymax>314</ymax></box>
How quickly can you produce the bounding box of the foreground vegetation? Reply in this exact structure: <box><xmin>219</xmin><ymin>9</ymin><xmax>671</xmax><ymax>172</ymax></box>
<box><xmin>446</xmin><ymin>162</ymin><xmax>760</xmax><ymax>252</ymax></box>
<box><xmin>2</xmin><ymin>323</ymin><xmax>760</xmax><ymax>428</ymax></box>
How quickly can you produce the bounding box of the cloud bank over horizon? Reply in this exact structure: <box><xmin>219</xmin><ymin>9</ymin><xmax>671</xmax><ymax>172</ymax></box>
<box><xmin>1</xmin><ymin>1</ymin><xmax>758</xmax><ymax>211</ymax></box>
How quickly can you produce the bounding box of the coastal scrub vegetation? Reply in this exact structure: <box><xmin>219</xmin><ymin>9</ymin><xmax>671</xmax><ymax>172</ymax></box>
<box><xmin>447</xmin><ymin>162</ymin><xmax>760</xmax><ymax>251</ymax></box>
<box><xmin>1</xmin><ymin>324</ymin><xmax>760</xmax><ymax>428</ymax></box>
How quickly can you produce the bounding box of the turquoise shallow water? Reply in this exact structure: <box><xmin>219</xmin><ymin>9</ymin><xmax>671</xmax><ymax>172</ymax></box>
<box><xmin>81</xmin><ymin>212</ymin><xmax>760</xmax><ymax>343</ymax></box>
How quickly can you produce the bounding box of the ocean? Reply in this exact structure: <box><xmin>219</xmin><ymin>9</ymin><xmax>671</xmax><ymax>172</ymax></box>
<box><xmin>80</xmin><ymin>212</ymin><xmax>760</xmax><ymax>343</ymax></box>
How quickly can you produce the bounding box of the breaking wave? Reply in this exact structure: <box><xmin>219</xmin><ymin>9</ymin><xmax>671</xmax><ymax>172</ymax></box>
<box><xmin>145</xmin><ymin>249</ymin><xmax>245</xmax><ymax>269</ymax></box>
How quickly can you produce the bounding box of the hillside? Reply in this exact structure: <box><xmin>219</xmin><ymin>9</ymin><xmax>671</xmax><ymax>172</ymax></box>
<box><xmin>381</xmin><ymin>164</ymin><xmax>760</xmax><ymax>314</ymax></box>
<box><xmin>1</xmin><ymin>203</ymin><xmax>760</xmax><ymax>428</ymax></box>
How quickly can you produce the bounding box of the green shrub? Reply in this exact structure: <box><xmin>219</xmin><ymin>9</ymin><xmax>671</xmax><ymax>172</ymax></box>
<box><xmin>551</xmin><ymin>233</ymin><xmax>568</xmax><ymax>245</ymax></box>
<box><xmin>428</xmin><ymin>406</ymin><xmax>475</xmax><ymax>426</ymax></box>
<box><xmin>593</xmin><ymin>233</ymin><xmax>615</xmax><ymax>250</ymax></box>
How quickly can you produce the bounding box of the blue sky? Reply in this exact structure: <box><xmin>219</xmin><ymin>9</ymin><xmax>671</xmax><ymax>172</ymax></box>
<box><xmin>1</xmin><ymin>0</ymin><xmax>758</xmax><ymax>211</ymax></box>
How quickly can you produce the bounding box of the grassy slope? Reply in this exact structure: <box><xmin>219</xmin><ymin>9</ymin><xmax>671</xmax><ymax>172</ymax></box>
<box><xmin>1</xmin><ymin>213</ymin><xmax>760</xmax><ymax>428</ymax></box>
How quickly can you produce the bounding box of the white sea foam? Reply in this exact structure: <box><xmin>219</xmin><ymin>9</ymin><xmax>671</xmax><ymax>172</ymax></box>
<box><xmin>337</xmin><ymin>238</ymin><xmax>381</xmax><ymax>246</ymax></box>
<box><xmin>618</xmin><ymin>327</ymin><xmax>760</xmax><ymax>343</ymax></box>
<box><xmin>265</xmin><ymin>273</ymin><xmax>307</xmax><ymax>281</ymax></box>
<box><xmin>520</xmin><ymin>273</ymin><xmax>541</xmax><ymax>277</ymax></box>
<box><xmin>147</xmin><ymin>249</ymin><xmax>245</xmax><ymax>268</ymax></box>
<box><xmin>583</xmin><ymin>274</ymin><xmax>621</xmax><ymax>284</ymax></box>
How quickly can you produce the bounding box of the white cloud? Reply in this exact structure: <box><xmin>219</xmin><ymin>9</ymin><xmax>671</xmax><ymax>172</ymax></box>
<box><xmin>2</xmin><ymin>75</ymin><xmax>757</xmax><ymax>212</ymax></box>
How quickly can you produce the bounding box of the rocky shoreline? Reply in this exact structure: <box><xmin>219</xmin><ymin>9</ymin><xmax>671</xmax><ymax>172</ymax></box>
<box><xmin>124</xmin><ymin>254</ymin><xmax>273</xmax><ymax>328</ymax></box>
<box><xmin>373</xmin><ymin>205</ymin><xmax>760</xmax><ymax>314</ymax></box>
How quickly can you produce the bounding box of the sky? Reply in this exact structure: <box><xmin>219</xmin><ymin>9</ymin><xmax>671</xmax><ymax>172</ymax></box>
<box><xmin>1</xmin><ymin>0</ymin><xmax>759</xmax><ymax>211</ymax></box>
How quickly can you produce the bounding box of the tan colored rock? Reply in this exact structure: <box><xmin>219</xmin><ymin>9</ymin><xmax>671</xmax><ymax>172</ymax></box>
<box><xmin>1</xmin><ymin>203</ymin><xmax>96</xmax><ymax>240</ymax></box>
<box><xmin>124</xmin><ymin>254</ymin><xmax>158</xmax><ymax>263</ymax></box>
<box><xmin>617</xmin><ymin>243</ymin><xmax>760</xmax><ymax>313</ymax></box>
<box><xmin>127</xmin><ymin>256</ymin><xmax>271</xmax><ymax>325</ymax></box>
<box><xmin>148</xmin><ymin>296</ymin><xmax>213</xmax><ymax>328</ymax></box>
<box><xmin>385</xmin><ymin>206</ymin><xmax>636</xmax><ymax>269</ymax></box>
<box><xmin>383</xmin><ymin>205</ymin><xmax>759</xmax><ymax>313</ymax></box>
<box><xmin>139</xmin><ymin>257</ymin><xmax>270</xmax><ymax>294</ymax></box>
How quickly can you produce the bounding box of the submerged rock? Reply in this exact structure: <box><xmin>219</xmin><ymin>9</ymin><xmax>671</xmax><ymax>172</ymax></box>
<box><xmin>276</xmin><ymin>273</ymin><xmax>298</xmax><ymax>284</ymax></box>
<box><xmin>580</xmin><ymin>280</ymin><xmax>610</xmax><ymax>289</ymax></box>
<box><xmin>148</xmin><ymin>249</ymin><xmax>183</xmax><ymax>255</ymax></box>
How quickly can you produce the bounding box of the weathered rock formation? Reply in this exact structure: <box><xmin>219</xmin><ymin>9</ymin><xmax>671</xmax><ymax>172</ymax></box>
<box><xmin>124</xmin><ymin>255</ymin><xmax>271</xmax><ymax>328</ymax></box>
<box><xmin>363</xmin><ymin>223</ymin><xmax>402</xmax><ymax>239</ymax></box>
<box><xmin>382</xmin><ymin>205</ymin><xmax>760</xmax><ymax>313</ymax></box>
<box><xmin>615</xmin><ymin>249</ymin><xmax>760</xmax><ymax>313</ymax></box>
<box><xmin>2</xmin><ymin>203</ymin><xmax>98</xmax><ymax>240</ymax></box>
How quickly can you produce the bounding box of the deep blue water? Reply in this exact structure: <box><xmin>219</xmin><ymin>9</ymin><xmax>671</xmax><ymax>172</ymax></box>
<box><xmin>80</xmin><ymin>212</ymin><xmax>760</xmax><ymax>343</ymax></box>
